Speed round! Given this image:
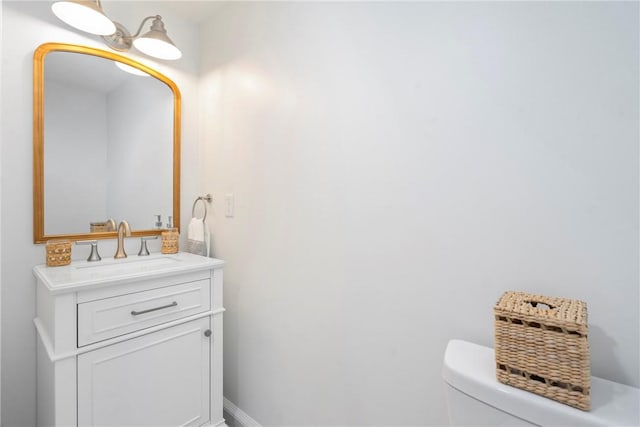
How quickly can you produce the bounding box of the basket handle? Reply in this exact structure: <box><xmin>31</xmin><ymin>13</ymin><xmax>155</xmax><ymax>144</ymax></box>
<box><xmin>525</xmin><ymin>300</ymin><xmax>555</xmax><ymax>310</ymax></box>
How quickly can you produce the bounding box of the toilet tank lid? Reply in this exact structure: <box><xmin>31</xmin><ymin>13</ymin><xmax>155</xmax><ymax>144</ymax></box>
<box><xmin>442</xmin><ymin>339</ymin><xmax>640</xmax><ymax>427</ymax></box>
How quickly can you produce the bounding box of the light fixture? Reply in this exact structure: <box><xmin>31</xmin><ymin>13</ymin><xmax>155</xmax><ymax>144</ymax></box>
<box><xmin>51</xmin><ymin>1</ymin><xmax>182</xmax><ymax>60</ymax></box>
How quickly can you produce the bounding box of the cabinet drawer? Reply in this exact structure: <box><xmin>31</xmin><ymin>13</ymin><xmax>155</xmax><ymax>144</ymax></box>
<box><xmin>78</xmin><ymin>279</ymin><xmax>210</xmax><ymax>347</ymax></box>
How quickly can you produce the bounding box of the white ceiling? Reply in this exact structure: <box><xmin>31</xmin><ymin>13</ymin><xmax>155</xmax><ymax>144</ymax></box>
<box><xmin>158</xmin><ymin>1</ymin><xmax>229</xmax><ymax>23</ymax></box>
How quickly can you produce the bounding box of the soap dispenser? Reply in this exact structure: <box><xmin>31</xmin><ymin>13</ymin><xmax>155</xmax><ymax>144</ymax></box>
<box><xmin>154</xmin><ymin>214</ymin><xmax>163</xmax><ymax>229</ymax></box>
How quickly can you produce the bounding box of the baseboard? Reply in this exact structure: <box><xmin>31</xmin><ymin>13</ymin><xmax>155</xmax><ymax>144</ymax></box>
<box><xmin>223</xmin><ymin>397</ymin><xmax>262</xmax><ymax>427</ymax></box>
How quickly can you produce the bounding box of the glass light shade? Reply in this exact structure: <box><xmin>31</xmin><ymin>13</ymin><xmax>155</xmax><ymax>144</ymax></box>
<box><xmin>132</xmin><ymin>17</ymin><xmax>181</xmax><ymax>60</ymax></box>
<box><xmin>133</xmin><ymin>35</ymin><xmax>182</xmax><ymax>60</ymax></box>
<box><xmin>52</xmin><ymin>1</ymin><xmax>116</xmax><ymax>36</ymax></box>
<box><xmin>114</xmin><ymin>61</ymin><xmax>150</xmax><ymax>76</ymax></box>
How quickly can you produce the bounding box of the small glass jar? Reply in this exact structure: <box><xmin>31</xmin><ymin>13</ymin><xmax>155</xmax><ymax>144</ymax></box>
<box><xmin>161</xmin><ymin>228</ymin><xmax>179</xmax><ymax>254</ymax></box>
<box><xmin>46</xmin><ymin>239</ymin><xmax>72</xmax><ymax>266</ymax></box>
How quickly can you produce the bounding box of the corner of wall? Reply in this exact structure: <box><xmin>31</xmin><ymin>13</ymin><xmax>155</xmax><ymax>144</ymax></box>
<box><xmin>223</xmin><ymin>398</ymin><xmax>262</xmax><ymax>427</ymax></box>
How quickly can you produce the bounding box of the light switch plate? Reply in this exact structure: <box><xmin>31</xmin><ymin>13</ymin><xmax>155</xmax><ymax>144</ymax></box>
<box><xmin>225</xmin><ymin>194</ymin><xmax>234</xmax><ymax>217</ymax></box>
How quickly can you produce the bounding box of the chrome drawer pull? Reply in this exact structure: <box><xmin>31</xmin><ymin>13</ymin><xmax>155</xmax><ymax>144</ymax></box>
<box><xmin>131</xmin><ymin>301</ymin><xmax>178</xmax><ymax>316</ymax></box>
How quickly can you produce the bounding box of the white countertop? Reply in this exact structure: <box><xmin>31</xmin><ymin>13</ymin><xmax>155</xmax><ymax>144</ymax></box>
<box><xmin>33</xmin><ymin>252</ymin><xmax>225</xmax><ymax>294</ymax></box>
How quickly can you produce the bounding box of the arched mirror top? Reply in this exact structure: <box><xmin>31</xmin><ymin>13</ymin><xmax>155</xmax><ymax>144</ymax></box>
<box><xmin>33</xmin><ymin>42</ymin><xmax>181</xmax><ymax>244</ymax></box>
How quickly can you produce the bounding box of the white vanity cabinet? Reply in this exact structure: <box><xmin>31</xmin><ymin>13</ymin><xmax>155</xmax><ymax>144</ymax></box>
<box><xmin>34</xmin><ymin>252</ymin><xmax>226</xmax><ymax>427</ymax></box>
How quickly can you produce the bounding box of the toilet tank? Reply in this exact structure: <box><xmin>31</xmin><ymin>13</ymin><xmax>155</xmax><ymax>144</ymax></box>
<box><xmin>442</xmin><ymin>340</ymin><xmax>640</xmax><ymax>427</ymax></box>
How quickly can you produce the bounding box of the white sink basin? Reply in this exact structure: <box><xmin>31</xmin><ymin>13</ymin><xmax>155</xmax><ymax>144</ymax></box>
<box><xmin>74</xmin><ymin>255</ymin><xmax>181</xmax><ymax>271</ymax></box>
<box><xmin>72</xmin><ymin>254</ymin><xmax>183</xmax><ymax>278</ymax></box>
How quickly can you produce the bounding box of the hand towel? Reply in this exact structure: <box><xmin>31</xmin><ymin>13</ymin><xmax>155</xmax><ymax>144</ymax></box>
<box><xmin>185</xmin><ymin>217</ymin><xmax>206</xmax><ymax>256</ymax></box>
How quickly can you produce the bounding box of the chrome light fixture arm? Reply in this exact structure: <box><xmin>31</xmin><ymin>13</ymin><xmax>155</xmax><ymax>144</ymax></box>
<box><xmin>101</xmin><ymin>15</ymin><xmax>159</xmax><ymax>52</ymax></box>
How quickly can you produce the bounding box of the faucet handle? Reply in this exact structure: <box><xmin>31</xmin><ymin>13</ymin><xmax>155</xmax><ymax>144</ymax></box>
<box><xmin>76</xmin><ymin>240</ymin><xmax>101</xmax><ymax>262</ymax></box>
<box><xmin>138</xmin><ymin>236</ymin><xmax>158</xmax><ymax>256</ymax></box>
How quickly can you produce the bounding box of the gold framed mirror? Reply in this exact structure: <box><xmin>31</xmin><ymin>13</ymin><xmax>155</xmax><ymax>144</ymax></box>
<box><xmin>33</xmin><ymin>43</ymin><xmax>180</xmax><ymax>244</ymax></box>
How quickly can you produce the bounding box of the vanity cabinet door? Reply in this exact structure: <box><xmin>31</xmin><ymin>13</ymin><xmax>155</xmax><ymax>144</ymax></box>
<box><xmin>77</xmin><ymin>317</ymin><xmax>211</xmax><ymax>427</ymax></box>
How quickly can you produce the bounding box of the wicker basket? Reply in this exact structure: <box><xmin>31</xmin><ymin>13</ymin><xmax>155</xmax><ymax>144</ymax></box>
<box><xmin>161</xmin><ymin>228</ymin><xmax>179</xmax><ymax>254</ymax></box>
<box><xmin>494</xmin><ymin>291</ymin><xmax>590</xmax><ymax>411</ymax></box>
<box><xmin>90</xmin><ymin>222</ymin><xmax>108</xmax><ymax>232</ymax></box>
<box><xmin>46</xmin><ymin>239</ymin><xmax>72</xmax><ymax>267</ymax></box>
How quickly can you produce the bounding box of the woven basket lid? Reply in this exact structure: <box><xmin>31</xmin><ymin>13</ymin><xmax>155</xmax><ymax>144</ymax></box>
<box><xmin>494</xmin><ymin>291</ymin><xmax>588</xmax><ymax>331</ymax></box>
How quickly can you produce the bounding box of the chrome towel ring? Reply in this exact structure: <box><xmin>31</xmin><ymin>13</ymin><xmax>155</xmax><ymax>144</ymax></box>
<box><xmin>192</xmin><ymin>194</ymin><xmax>213</xmax><ymax>222</ymax></box>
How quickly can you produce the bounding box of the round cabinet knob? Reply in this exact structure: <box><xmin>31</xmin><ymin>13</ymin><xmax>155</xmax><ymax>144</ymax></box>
<box><xmin>204</xmin><ymin>329</ymin><xmax>212</xmax><ymax>337</ymax></box>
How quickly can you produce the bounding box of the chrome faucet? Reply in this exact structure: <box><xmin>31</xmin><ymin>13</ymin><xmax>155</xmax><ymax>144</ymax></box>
<box><xmin>114</xmin><ymin>220</ymin><xmax>131</xmax><ymax>259</ymax></box>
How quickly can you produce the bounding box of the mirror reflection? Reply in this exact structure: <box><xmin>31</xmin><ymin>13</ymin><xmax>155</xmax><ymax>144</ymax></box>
<box><xmin>33</xmin><ymin>43</ymin><xmax>181</xmax><ymax>243</ymax></box>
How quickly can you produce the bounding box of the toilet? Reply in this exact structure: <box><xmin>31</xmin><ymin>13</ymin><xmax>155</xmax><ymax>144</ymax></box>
<box><xmin>442</xmin><ymin>339</ymin><xmax>640</xmax><ymax>426</ymax></box>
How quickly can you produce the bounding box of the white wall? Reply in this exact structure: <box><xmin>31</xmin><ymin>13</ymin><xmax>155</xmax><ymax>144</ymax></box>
<box><xmin>200</xmin><ymin>2</ymin><xmax>639</xmax><ymax>425</ymax></box>
<box><xmin>0</xmin><ymin>2</ymin><xmax>200</xmax><ymax>424</ymax></box>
